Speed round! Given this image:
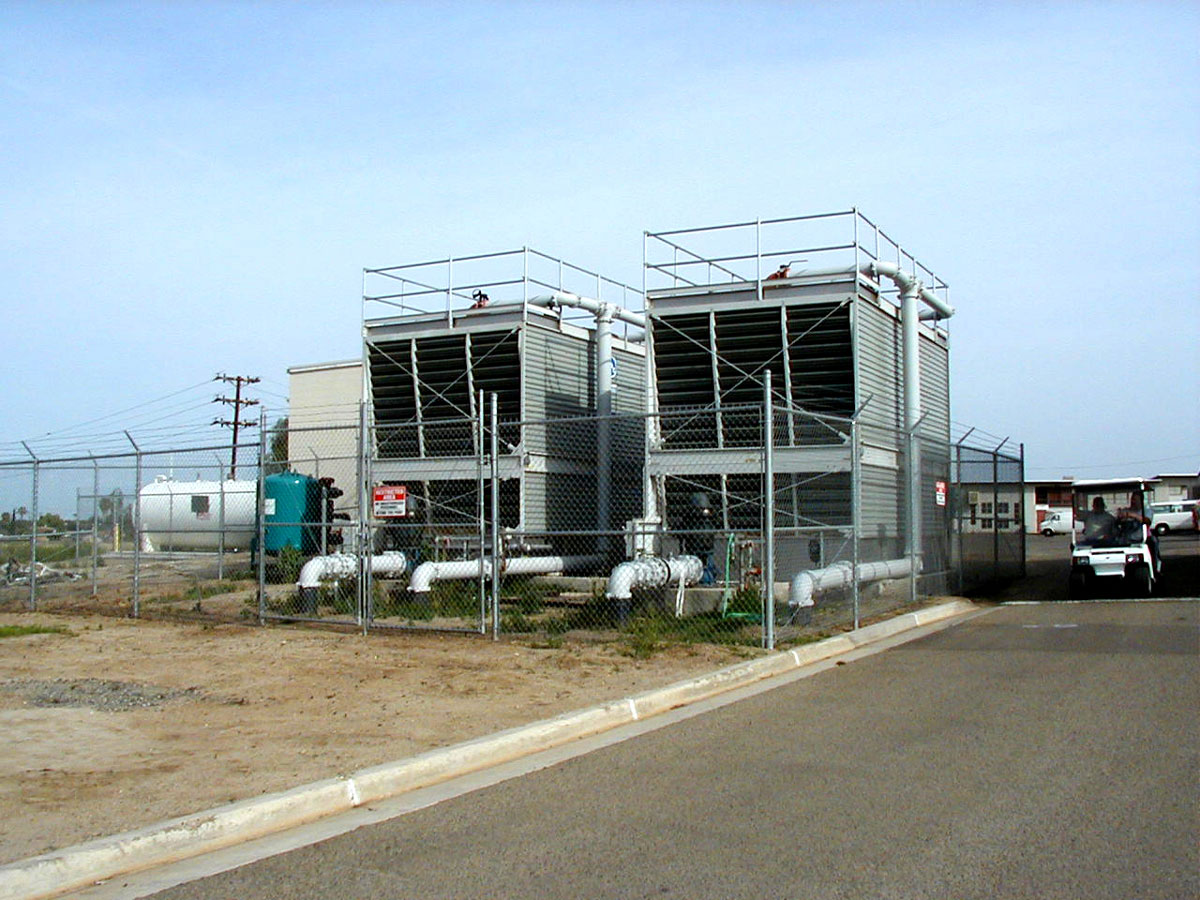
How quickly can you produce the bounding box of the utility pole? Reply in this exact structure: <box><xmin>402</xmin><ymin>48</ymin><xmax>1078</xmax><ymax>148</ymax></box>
<box><xmin>213</xmin><ymin>374</ymin><xmax>260</xmax><ymax>479</ymax></box>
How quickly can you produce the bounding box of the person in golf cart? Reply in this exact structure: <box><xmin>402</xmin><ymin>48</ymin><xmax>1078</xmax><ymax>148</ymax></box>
<box><xmin>1081</xmin><ymin>497</ymin><xmax>1117</xmax><ymax>541</ymax></box>
<box><xmin>1118</xmin><ymin>492</ymin><xmax>1159</xmax><ymax>568</ymax></box>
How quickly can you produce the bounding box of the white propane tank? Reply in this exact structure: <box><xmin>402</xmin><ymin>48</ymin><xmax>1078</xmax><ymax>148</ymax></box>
<box><xmin>138</xmin><ymin>477</ymin><xmax>257</xmax><ymax>551</ymax></box>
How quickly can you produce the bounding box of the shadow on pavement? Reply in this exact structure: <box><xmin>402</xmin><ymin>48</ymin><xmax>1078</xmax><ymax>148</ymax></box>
<box><xmin>984</xmin><ymin>533</ymin><xmax>1199</xmax><ymax>603</ymax></box>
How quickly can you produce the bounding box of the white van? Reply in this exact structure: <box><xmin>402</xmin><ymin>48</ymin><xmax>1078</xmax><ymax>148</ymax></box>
<box><xmin>1038</xmin><ymin>509</ymin><xmax>1073</xmax><ymax>536</ymax></box>
<box><xmin>1149</xmin><ymin>500</ymin><xmax>1198</xmax><ymax>535</ymax></box>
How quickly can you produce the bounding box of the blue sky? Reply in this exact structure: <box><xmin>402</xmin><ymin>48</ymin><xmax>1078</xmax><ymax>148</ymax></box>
<box><xmin>1</xmin><ymin>1</ymin><xmax>1197</xmax><ymax>505</ymax></box>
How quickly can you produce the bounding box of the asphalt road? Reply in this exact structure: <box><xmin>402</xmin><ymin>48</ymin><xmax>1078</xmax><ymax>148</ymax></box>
<box><xmin>143</xmin><ymin>600</ymin><xmax>1198</xmax><ymax>900</ymax></box>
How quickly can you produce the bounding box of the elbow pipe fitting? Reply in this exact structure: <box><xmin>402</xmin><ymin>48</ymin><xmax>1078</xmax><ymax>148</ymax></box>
<box><xmin>606</xmin><ymin>555</ymin><xmax>703</xmax><ymax>601</ymax></box>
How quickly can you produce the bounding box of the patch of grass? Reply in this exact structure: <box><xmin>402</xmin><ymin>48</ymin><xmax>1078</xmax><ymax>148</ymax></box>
<box><xmin>501</xmin><ymin>611</ymin><xmax>535</xmax><ymax>633</ymax></box>
<box><xmin>272</xmin><ymin>546</ymin><xmax>305</xmax><ymax>584</ymax></box>
<box><xmin>1</xmin><ymin>541</ymin><xmax>96</xmax><ymax>565</ymax></box>
<box><xmin>186</xmin><ymin>580</ymin><xmax>250</xmax><ymax>601</ymax></box>
<box><xmin>0</xmin><ymin>624</ymin><xmax>71</xmax><ymax>639</ymax></box>
<box><xmin>619</xmin><ymin>618</ymin><xmax>663</xmax><ymax>659</ymax></box>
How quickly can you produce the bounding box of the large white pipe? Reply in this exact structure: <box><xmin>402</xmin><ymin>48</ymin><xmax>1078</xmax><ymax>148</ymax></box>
<box><xmin>408</xmin><ymin>554</ymin><xmax>602</xmax><ymax>595</ymax></box>
<box><xmin>788</xmin><ymin>557</ymin><xmax>913</xmax><ymax>608</ymax></box>
<box><xmin>526</xmin><ymin>291</ymin><xmax>646</xmax><ymax>328</ymax></box>
<box><xmin>605</xmin><ymin>555</ymin><xmax>703</xmax><ymax>601</ymax></box>
<box><xmin>862</xmin><ymin>260</ymin><xmax>955</xmax><ymax>320</ymax></box>
<box><xmin>297</xmin><ymin>551</ymin><xmax>408</xmax><ymax>589</ymax></box>
<box><xmin>526</xmin><ymin>292</ymin><xmax>642</xmax><ymax>545</ymax></box>
<box><xmin>860</xmin><ymin>260</ymin><xmax>956</xmax><ymax>574</ymax></box>
<box><xmin>596</xmin><ymin>304</ymin><xmax>614</xmax><ymax>546</ymax></box>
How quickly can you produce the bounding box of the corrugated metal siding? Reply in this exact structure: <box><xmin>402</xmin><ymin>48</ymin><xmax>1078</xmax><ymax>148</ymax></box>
<box><xmin>521</xmin><ymin>472</ymin><xmax>594</xmax><ymax>539</ymax></box>
<box><xmin>854</xmin><ymin>299</ymin><xmax>902</xmax><ymax>438</ymax></box>
<box><xmin>919</xmin><ymin>330</ymin><xmax>950</xmax><ymax>442</ymax></box>
<box><xmin>612</xmin><ymin>345</ymin><xmax>646</xmax><ymax>415</ymax></box>
<box><xmin>859</xmin><ymin>462</ymin><xmax>903</xmax><ymax>553</ymax></box>
<box><xmin>524</xmin><ymin>327</ymin><xmax>594</xmax><ymax>420</ymax></box>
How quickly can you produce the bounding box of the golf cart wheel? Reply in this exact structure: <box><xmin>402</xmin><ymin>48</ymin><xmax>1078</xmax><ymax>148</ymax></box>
<box><xmin>1068</xmin><ymin>571</ymin><xmax>1087</xmax><ymax>600</ymax></box>
<box><xmin>1153</xmin><ymin>523</ymin><xmax>1169</xmax><ymax>536</ymax></box>
<box><xmin>1130</xmin><ymin>566</ymin><xmax>1152</xmax><ymax>598</ymax></box>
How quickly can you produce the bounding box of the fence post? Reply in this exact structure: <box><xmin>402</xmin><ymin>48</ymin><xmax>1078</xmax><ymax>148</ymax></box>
<box><xmin>21</xmin><ymin>443</ymin><xmax>38</xmax><ymax>611</ymax></box>
<box><xmin>908</xmin><ymin>427</ymin><xmax>918</xmax><ymax>609</ymax></box>
<box><xmin>992</xmin><ymin>448</ymin><xmax>1000</xmax><ymax>585</ymax></box>
<box><xmin>851</xmin><ymin>417</ymin><xmax>861</xmax><ymax>630</ymax></box>
<box><xmin>74</xmin><ymin>488</ymin><xmax>81</xmax><ymax>564</ymax></box>
<box><xmin>490</xmin><ymin>393</ymin><xmax>501</xmax><ymax>640</ymax></box>
<box><xmin>91</xmin><ymin>457</ymin><xmax>99</xmax><ymax>597</ymax></box>
<box><xmin>256</xmin><ymin>413</ymin><xmax>268</xmax><ymax>624</ymax></box>
<box><xmin>359</xmin><ymin>402</ymin><xmax>374</xmax><ymax>632</ymax></box>
<box><xmin>763</xmin><ymin>371</ymin><xmax>775</xmax><ymax>651</ymax></box>
<box><xmin>125</xmin><ymin>432</ymin><xmax>141</xmax><ymax>617</ymax></box>
<box><xmin>1019</xmin><ymin>442</ymin><xmax>1027</xmax><ymax>578</ymax></box>
<box><xmin>216</xmin><ymin>459</ymin><xmax>226</xmax><ymax>582</ymax></box>
<box><xmin>477</xmin><ymin>389</ymin><xmax>487</xmax><ymax>635</ymax></box>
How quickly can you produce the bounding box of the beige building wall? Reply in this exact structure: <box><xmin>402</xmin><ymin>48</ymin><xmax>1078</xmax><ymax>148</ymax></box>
<box><xmin>287</xmin><ymin>360</ymin><xmax>363</xmax><ymax>519</ymax></box>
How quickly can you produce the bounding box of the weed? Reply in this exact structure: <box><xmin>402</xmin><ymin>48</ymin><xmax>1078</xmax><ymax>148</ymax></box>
<box><xmin>0</xmin><ymin>624</ymin><xmax>71</xmax><ymax>639</ymax></box>
<box><xmin>273</xmin><ymin>546</ymin><xmax>304</xmax><ymax>584</ymax></box>
<box><xmin>619</xmin><ymin>618</ymin><xmax>663</xmax><ymax>659</ymax></box>
<box><xmin>501</xmin><ymin>611</ymin><xmax>535</xmax><ymax>633</ymax></box>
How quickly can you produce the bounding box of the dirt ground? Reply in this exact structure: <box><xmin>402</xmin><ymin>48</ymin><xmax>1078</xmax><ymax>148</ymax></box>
<box><xmin>0</xmin><ymin>611</ymin><xmax>758</xmax><ymax>865</ymax></box>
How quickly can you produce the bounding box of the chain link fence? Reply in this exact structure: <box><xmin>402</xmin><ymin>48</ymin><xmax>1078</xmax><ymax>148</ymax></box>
<box><xmin>1</xmin><ymin>402</ymin><xmax>1024</xmax><ymax>649</ymax></box>
<box><xmin>951</xmin><ymin>440</ymin><xmax>1027</xmax><ymax>593</ymax></box>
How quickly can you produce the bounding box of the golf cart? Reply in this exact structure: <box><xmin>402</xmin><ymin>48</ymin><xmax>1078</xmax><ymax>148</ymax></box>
<box><xmin>1068</xmin><ymin>477</ymin><xmax>1160</xmax><ymax>599</ymax></box>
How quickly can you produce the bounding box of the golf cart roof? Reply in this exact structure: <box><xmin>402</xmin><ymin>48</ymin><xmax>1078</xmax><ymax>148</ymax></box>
<box><xmin>1071</xmin><ymin>476</ymin><xmax>1160</xmax><ymax>490</ymax></box>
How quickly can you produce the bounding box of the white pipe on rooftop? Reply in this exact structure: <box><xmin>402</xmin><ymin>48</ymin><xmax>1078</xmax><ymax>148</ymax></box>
<box><xmin>526</xmin><ymin>292</ymin><xmax>644</xmax><ymax>546</ymax></box>
<box><xmin>408</xmin><ymin>554</ymin><xmax>601</xmax><ymax>595</ymax></box>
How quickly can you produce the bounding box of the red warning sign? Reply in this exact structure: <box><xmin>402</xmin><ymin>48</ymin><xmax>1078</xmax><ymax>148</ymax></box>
<box><xmin>373</xmin><ymin>485</ymin><xmax>408</xmax><ymax>518</ymax></box>
<box><xmin>934</xmin><ymin>480</ymin><xmax>948</xmax><ymax>507</ymax></box>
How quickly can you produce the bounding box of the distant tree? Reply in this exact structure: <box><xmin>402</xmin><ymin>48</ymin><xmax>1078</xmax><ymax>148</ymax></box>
<box><xmin>38</xmin><ymin>513</ymin><xmax>69</xmax><ymax>533</ymax></box>
<box><xmin>266</xmin><ymin>417</ymin><xmax>289</xmax><ymax>475</ymax></box>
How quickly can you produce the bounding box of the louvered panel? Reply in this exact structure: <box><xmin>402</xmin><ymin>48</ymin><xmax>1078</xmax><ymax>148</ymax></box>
<box><xmin>469</xmin><ymin>329</ymin><xmax>522</xmax><ymax>450</ymax></box>
<box><xmin>785</xmin><ymin>303</ymin><xmax>854</xmax><ymax>419</ymax></box>
<box><xmin>855</xmin><ymin>301</ymin><xmax>902</xmax><ymax>435</ymax></box>
<box><xmin>714</xmin><ymin>308</ymin><xmax>785</xmax><ymax>448</ymax></box>
<box><xmin>368</xmin><ymin>339</ymin><xmax>421</xmax><ymax>458</ymax></box>
<box><xmin>654</xmin><ymin>313</ymin><xmax>717</xmax><ymax>448</ymax></box>
<box><xmin>415</xmin><ymin>335</ymin><xmax>474</xmax><ymax>456</ymax></box>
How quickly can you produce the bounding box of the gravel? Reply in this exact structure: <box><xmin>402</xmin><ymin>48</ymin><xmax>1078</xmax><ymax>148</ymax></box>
<box><xmin>0</xmin><ymin>678</ymin><xmax>203</xmax><ymax>712</ymax></box>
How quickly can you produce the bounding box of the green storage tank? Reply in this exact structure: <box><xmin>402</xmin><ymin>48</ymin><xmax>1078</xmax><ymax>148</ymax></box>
<box><xmin>264</xmin><ymin>472</ymin><xmax>321</xmax><ymax>554</ymax></box>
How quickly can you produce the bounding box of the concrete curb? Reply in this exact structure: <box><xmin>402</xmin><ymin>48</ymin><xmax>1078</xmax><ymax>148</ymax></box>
<box><xmin>0</xmin><ymin>599</ymin><xmax>977</xmax><ymax>900</ymax></box>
